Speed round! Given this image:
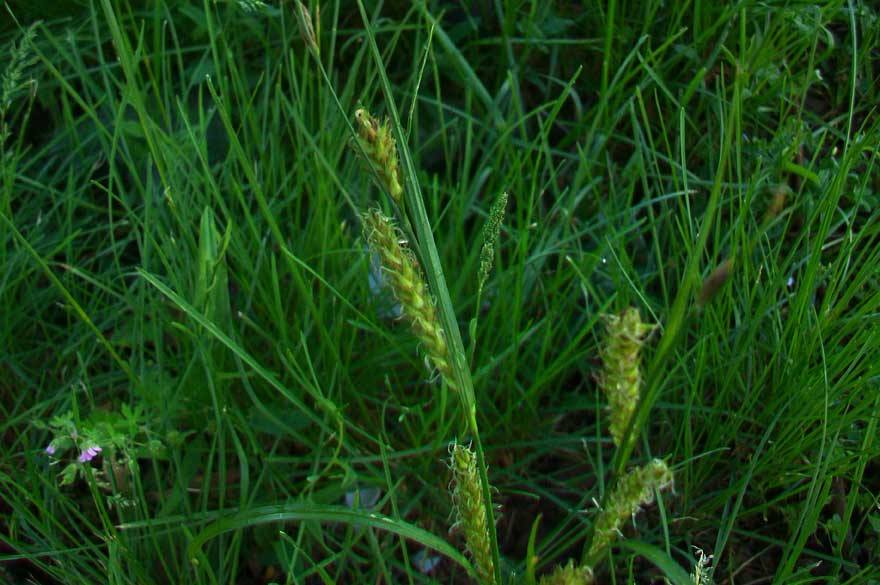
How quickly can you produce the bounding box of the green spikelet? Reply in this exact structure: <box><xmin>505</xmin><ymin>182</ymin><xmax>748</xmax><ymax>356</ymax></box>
<box><xmin>363</xmin><ymin>209</ymin><xmax>456</xmax><ymax>390</ymax></box>
<box><xmin>1</xmin><ymin>22</ymin><xmax>38</xmax><ymax>147</ymax></box>
<box><xmin>588</xmin><ymin>459</ymin><xmax>673</xmax><ymax>559</ymax></box>
<box><xmin>538</xmin><ymin>559</ymin><xmax>594</xmax><ymax>585</ymax></box>
<box><xmin>478</xmin><ymin>191</ymin><xmax>508</xmax><ymax>295</ymax></box>
<box><xmin>598</xmin><ymin>307</ymin><xmax>653</xmax><ymax>447</ymax></box>
<box><xmin>450</xmin><ymin>442</ymin><xmax>495</xmax><ymax>584</ymax></box>
<box><xmin>354</xmin><ymin>108</ymin><xmax>404</xmax><ymax>206</ymax></box>
<box><xmin>691</xmin><ymin>548</ymin><xmax>714</xmax><ymax>585</ymax></box>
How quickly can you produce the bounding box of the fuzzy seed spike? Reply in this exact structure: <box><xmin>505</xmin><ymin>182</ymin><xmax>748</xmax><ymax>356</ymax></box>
<box><xmin>478</xmin><ymin>191</ymin><xmax>508</xmax><ymax>295</ymax></box>
<box><xmin>588</xmin><ymin>459</ymin><xmax>673</xmax><ymax>559</ymax></box>
<box><xmin>353</xmin><ymin>108</ymin><xmax>404</xmax><ymax>205</ymax></box>
<box><xmin>598</xmin><ymin>307</ymin><xmax>654</xmax><ymax>447</ymax></box>
<box><xmin>364</xmin><ymin>210</ymin><xmax>455</xmax><ymax>390</ymax></box>
<box><xmin>538</xmin><ymin>559</ymin><xmax>594</xmax><ymax>585</ymax></box>
<box><xmin>450</xmin><ymin>442</ymin><xmax>495</xmax><ymax>583</ymax></box>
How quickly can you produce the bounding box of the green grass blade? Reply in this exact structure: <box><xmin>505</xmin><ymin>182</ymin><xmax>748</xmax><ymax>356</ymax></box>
<box><xmin>186</xmin><ymin>503</ymin><xmax>475</xmax><ymax>577</ymax></box>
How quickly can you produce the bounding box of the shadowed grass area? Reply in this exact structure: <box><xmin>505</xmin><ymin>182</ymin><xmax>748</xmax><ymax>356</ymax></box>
<box><xmin>1</xmin><ymin>1</ymin><xmax>878</xmax><ymax>583</ymax></box>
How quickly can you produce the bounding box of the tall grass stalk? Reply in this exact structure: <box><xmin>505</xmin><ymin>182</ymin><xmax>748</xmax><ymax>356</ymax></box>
<box><xmin>353</xmin><ymin>1</ymin><xmax>502</xmax><ymax>582</ymax></box>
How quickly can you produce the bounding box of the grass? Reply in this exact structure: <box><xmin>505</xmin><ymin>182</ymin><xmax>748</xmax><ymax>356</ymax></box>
<box><xmin>1</xmin><ymin>1</ymin><xmax>879</xmax><ymax>583</ymax></box>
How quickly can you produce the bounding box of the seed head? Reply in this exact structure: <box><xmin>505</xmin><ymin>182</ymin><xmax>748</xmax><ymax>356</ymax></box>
<box><xmin>363</xmin><ymin>210</ymin><xmax>455</xmax><ymax>390</ymax></box>
<box><xmin>588</xmin><ymin>459</ymin><xmax>673</xmax><ymax>559</ymax></box>
<box><xmin>449</xmin><ymin>442</ymin><xmax>494</xmax><ymax>583</ymax></box>
<box><xmin>478</xmin><ymin>191</ymin><xmax>508</xmax><ymax>295</ymax></box>
<box><xmin>538</xmin><ymin>559</ymin><xmax>594</xmax><ymax>585</ymax></box>
<box><xmin>597</xmin><ymin>307</ymin><xmax>653</xmax><ymax>447</ymax></box>
<box><xmin>354</xmin><ymin>108</ymin><xmax>404</xmax><ymax>205</ymax></box>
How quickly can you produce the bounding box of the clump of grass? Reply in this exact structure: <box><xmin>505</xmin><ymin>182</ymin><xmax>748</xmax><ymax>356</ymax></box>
<box><xmin>4</xmin><ymin>1</ymin><xmax>880</xmax><ymax>583</ymax></box>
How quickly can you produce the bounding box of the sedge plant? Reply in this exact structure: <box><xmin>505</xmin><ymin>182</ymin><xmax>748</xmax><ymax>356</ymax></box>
<box><xmin>4</xmin><ymin>2</ymin><xmax>879</xmax><ymax>584</ymax></box>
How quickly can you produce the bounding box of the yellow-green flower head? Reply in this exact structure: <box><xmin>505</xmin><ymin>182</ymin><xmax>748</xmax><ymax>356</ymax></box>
<box><xmin>363</xmin><ymin>209</ymin><xmax>455</xmax><ymax>390</ymax></box>
<box><xmin>598</xmin><ymin>307</ymin><xmax>654</xmax><ymax>447</ymax></box>
<box><xmin>449</xmin><ymin>442</ymin><xmax>495</xmax><ymax>583</ymax></box>
<box><xmin>538</xmin><ymin>559</ymin><xmax>594</xmax><ymax>585</ymax></box>
<box><xmin>354</xmin><ymin>108</ymin><xmax>404</xmax><ymax>205</ymax></box>
<box><xmin>588</xmin><ymin>459</ymin><xmax>673</xmax><ymax>559</ymax></box>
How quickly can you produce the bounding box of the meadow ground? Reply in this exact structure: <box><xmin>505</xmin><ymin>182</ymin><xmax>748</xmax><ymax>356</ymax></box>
<box><xmin>1</xmin><ymin>1</ymin><xmax>879</xmax><ymax>583</ymax></box>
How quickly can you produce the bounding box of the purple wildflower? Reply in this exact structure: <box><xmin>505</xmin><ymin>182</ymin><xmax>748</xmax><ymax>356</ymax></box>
<box><xmin>45</xmin><ymin>444</ymin><xmax>56</xmax><ymax>455</ymax></box>
<box><xmin>78</xmin><ymin>445</ymin><xmax>102</xmax><ymax>463</ymax></box>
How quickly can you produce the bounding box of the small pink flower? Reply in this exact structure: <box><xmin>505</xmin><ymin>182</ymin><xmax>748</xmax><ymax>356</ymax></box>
<box><xmin>45</xmin><ymin>444</ymin><xmax>56</xmax><ymax>455</ymax></box>
<box><xmin>78</xmin><ymin>445</ymin><xmax>102</xmax><ymax>463</ymax></box>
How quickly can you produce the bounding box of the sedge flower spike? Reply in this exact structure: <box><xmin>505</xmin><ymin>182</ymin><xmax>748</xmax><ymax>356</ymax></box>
<box><xmin>363</xmin><ymin>209</ymin><xmax>456</xmax><ymax>391</ymax></box>
<box><xmin>354</xmin><ymin>109</ymin><xmax>405</xmax><ymax>206</ymax></box>
<box><xmin>588</xmin><ymin>459</ymin><xmax>673</xmax><ymax>559</ymax></box>
<box><xmin>478</xmin><ymin>191</ymin><xmax>508</xmax><ymax>296</ymax></box>
<box><xmin>598</xmin><ymin>307</ymin><xmax>654</xmax><ymax>447</ymax></box>
<box><xmin>691</xmin><ymin>548</ymin><xmax>715</xmax><ymax>585</ymax></box>
<box><xmin>538</xmin><ymin>559</ymin><xmax>594</xmax><ymax>585</ymax></box>
<box><xmin>449</xmin><ymin>442</ymin><xmax>494</xmax><ymax>584</ymax></box>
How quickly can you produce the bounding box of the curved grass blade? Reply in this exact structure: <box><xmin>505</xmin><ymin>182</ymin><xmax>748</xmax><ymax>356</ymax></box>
<box><xmin>617</xmin><ymin>540</ymin><xmax>691</xmax><ymax>585</ymax></box>
<box><xmin>186</xmin><ymin>503</ymin><xmax>475</xmax><ymax>577</ymax></box>
<box><xmin>353</xmin><ymin>2</ymin><xmax>501</xmax><ymax>582</ymax></box>
<box><xmin>138</xmin><ymin>268</ymin><xmax>341</xmax><ymax>440</ymax></box>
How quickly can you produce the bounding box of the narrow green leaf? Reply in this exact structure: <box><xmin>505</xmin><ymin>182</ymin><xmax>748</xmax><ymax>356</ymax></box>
<box><xmin>186</xmin><ymin>503</ymin><xmax>474</xmax><ymax>577</ymax></box>
<box><xmin>138</xmin><ymin>268</ymin><xmax>339</xmax><ymax>439</ymax></box>
<box><xmin>617</xmin><ymin>540</ymin><xmax>691</xmax><ymax>585</ymax></box>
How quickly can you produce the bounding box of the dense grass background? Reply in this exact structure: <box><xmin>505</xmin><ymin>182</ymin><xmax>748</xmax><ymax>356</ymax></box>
<box><xmin>2</xmin><ymin>1</ymin><xmax>879</xmax><ymax>583</ymax></box>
